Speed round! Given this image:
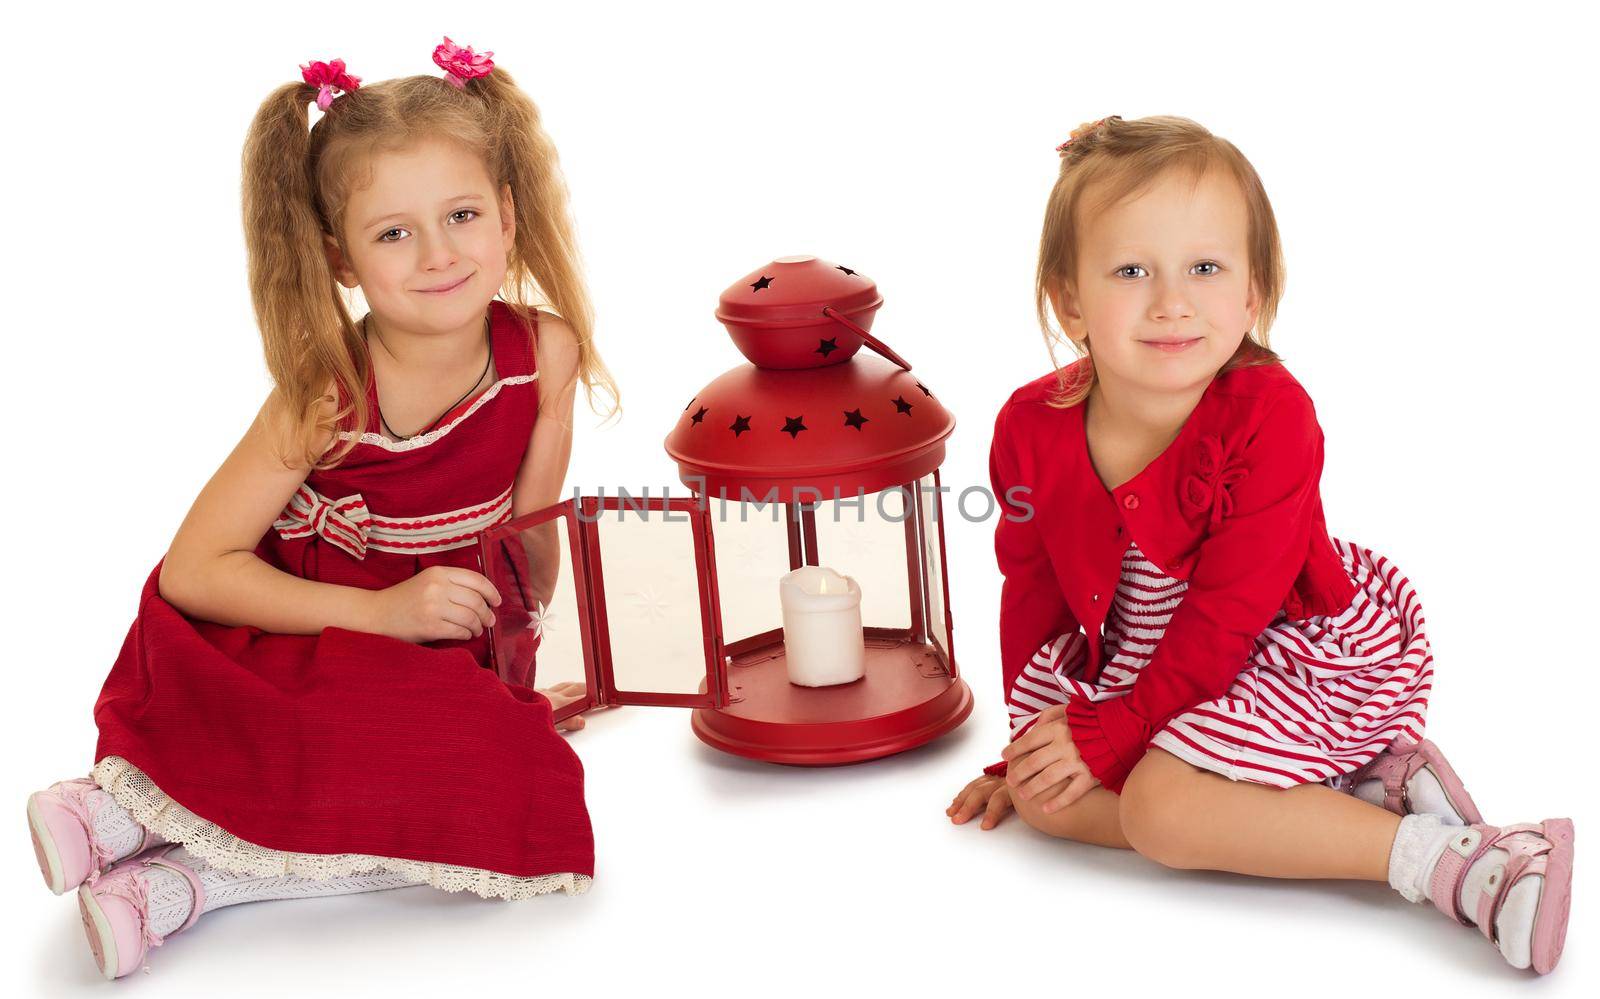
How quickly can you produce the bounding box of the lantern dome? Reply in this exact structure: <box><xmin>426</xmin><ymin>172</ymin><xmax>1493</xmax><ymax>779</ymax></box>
<box><xmin>668</xmin><ymin>257</ymin><xmax>953</xmax><ymax>502</ymax></box>
<box><xmin>713</xmin><ymin>255</ymin><xmax>911</xmax><ymax>370</ymax></box>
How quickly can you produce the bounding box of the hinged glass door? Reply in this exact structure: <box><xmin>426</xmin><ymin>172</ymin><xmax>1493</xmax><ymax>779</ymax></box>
<box><xmin>576</xmin><ymin>494</ymin><xmax>726</xmax><ymax>708</ymax></box>
<box><xmin>477</xmin><ymin>498</ymin><xmax>601</xmax><ymax>723</ymax></box>
<box><xmin>479</xmin><ymin>493</ymin><xmax>729</xmax><ymax>719</ymax></box>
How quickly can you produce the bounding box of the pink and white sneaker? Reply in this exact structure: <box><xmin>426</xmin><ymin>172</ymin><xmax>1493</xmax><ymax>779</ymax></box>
<box><xmin>26</xmin><ymin>777</ymin><xmax>150</xmax><ymax>895</ymax></box>
<box><xmin>1427</xmin><ymin>818</ymin><xmax>1575</xmax><ymax>974</ymax></box>
<box><xmin>77</xmin><ymin>845</ymin><xmax>206</xmax><ymax>980</ymax></box>
<box><xmin>1331</xmin><ymin>737</ymin><xmax>1484</xmax><ymax>825</ymax></box>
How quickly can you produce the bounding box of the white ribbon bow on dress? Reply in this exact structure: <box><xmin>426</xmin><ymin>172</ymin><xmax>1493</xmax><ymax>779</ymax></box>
<box><xmin>273</xmin><ymin>485</ymin><xmax>374</xmax><ymax>560</ymax></box>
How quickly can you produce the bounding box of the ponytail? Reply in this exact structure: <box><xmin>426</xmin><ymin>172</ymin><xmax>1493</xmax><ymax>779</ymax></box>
<box><xmin>471</xmin><ymin>67</ymin><xmax>619</xmax><ymax>427</ymax></box>
<box><xmin>241</xmin><ymin>82</ymin><xmax>369</xmax><ymax>468</ymax></box>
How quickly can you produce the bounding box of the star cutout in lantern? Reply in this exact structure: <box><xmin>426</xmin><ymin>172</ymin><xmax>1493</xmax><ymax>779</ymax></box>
<box><xmin>729</xmin><ymin>415</ymin><xmax>752</xmax><ymax>437</ymax></box>
<box><xmin>836</xmin><ymin>265</ymin><xmax>857</xmax><ymax>276</ymax></box>
<box><xmin>816</xmin><ymin>337</ymin><xmax>839</xmax><ymax>358</ymax></box>
<box><xmin>690</xmin><ymin>406</ymin><xmax>708</xmax><ymax>425</ymax></box>
<box><xmin>751</xmin><ymin>275</ymin><xmax>774</xmax><ymax>291</ymax></box>
<box><xmin>915</xmin><ymin>381</ymin><xmax>932</xmax><ymax>397</ymax></box>
<box><xmin>844</xmin><ymin>408</ymin><xmax>869</xmax><ymax>431</ymax></box>
<box><xmin>781</xmin><ymin>416</ymin><xmax>807</xmax><ymax>438</ymax></box>
<box><xmin>893</xmin><ymin>395</ymin><xmax>914</xmax><ymax>415</ymax></box>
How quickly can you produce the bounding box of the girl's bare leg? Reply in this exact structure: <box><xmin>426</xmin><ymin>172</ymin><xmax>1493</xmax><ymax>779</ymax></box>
<box><xmin>1011</xmin><ymin>784</ymin><xmax>1132</xmax><ymax>850</ymax></box>
<box><xmin>1119</xmin><ymin>747</ymin><xmax>1399</xmax><ymax>880</ymax></box>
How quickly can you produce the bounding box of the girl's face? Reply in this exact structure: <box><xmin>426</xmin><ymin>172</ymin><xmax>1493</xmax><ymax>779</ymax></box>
<box><xmin>1055</xmin><ymin>167</ymin><xmax>1261</xmax><ymax>397</ymax></box>
<box><xmin>326</xmin><ymin>137</ymin><xmax>515</xmax><ymax>335</ymax></box>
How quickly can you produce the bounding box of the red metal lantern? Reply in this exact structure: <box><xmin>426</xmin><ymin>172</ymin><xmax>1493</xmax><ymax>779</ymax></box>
<box><xmin>477</xmin><ymin>256</ymin><xmax>971</xmax><ymax>764</ymax></box>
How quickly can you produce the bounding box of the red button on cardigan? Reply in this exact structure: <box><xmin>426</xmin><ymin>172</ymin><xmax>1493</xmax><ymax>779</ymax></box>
<box><xmin>984</xmin><ymin>356</ymin><xmax>1357</xmax><ymax>792</ymax></box>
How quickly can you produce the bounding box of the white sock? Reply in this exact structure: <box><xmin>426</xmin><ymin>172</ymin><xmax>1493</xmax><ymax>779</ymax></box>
<box><xmin>1355</xmin><ymin>766</ymin><xmax>1464</xmax><ymax>824</ymax></box>
<box><xmin>141</xmin><ymin>847</ymin><xmax>418</xmax><ymax>938</ymax></box>
<box><xmin>1387</xmin><ymin>814</ymin><xmax>1542</xmax><ymax>969</ymax></box>
<box><xmin>142</xmin><ymin>862</ymin><xmax>200</xmax><ymax>938</ymax></box>
<box><xmin>1388</xmin><ymin>813</ymin><xmax>1454</xmax><ymax>903</ymax></box>
<box><xmin>79</xmin><ymin>782</ymin><xmax>167</xmax><ymax>863</ymax></box>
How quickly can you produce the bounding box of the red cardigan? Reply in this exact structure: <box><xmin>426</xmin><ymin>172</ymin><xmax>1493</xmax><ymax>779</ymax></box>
<box><xmin>981</xmin><ymin>357</ymin><xmax>1356</xmax><ymax>792</ymax></box>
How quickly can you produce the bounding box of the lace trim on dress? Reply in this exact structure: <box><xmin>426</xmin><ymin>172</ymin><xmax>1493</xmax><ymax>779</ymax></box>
<box><xmin>338</xmin><ymin>374</ymin><xmax>540</xmax><ymax>453</ymax></box>
<box><xmin>92</xmin><ymin>756</ymin><xmax>589</xmax><ymax>901</ymax></box>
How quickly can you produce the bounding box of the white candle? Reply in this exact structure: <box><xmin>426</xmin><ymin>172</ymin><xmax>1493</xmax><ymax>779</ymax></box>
<box><xmin>779</xmin><ymin>565</ymin><xmax>867</xmax><ymax>687</ymax></box>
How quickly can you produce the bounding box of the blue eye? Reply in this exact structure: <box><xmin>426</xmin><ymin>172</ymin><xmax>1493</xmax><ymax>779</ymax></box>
<box><xmin>1115</xmin><ymin>261</ymin><xmax>1222</xmax><ymax>278</ymax></box>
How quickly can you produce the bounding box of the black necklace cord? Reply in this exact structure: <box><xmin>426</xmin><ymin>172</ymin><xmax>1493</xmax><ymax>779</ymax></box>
<box><xmin>364</xmin><ymin>313</ymin><xmax>495</xmax><ymax>442</ymax></box>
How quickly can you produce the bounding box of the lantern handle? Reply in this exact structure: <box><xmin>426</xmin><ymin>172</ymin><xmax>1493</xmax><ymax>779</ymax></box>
<box><xmin>822</xmin><ymin>306</ymin><xmax>913</xmax><ymax>371</ymax></box>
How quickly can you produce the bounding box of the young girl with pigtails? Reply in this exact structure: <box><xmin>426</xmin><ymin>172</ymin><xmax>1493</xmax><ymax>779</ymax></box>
<box><xmin>25</xmin><ymin>37</ymin><xmax>621</xmax><ymax>980</ymax></box>
<box><xmin>947</xmin><ymin>114</ymin><xmax>1575</xmax><ymax>975</ymax></box>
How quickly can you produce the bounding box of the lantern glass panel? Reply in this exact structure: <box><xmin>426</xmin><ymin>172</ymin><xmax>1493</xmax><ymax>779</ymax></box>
<box><xmin>810</xmin><ymin>486</ymin><xmax>912</xmax><ymax>630</ymax></box>
<box><xmin>917</xmin><ymin>472</ymin><xmax>951</xmax><ymax>665</ymax></box>
<box><xmin>481</xmin><ymin>510</ymin><xmax>589</xmax><ymax>695</ymax></box>
<box><xmin>708</xmin><ymin>497</ymin><xmax>790</xmax><ymax>647</ymax></box>
<box><xmin>595</xmin><ymin>503</ymin><xmax>714</xmax><ymax>697</ymax></box>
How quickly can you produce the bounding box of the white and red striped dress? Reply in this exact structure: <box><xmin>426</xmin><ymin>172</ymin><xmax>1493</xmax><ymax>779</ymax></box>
<box><xmin>1007</xmin><ymin>536</ymin><xmax>1433</xmax><ymax>788</ymax></box>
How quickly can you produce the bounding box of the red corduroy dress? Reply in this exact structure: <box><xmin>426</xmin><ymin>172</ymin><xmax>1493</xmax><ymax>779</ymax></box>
<box><xmin>92</xmin><ymin>300</ymin><xmax>592</xmax><ymax>897</ymax></box>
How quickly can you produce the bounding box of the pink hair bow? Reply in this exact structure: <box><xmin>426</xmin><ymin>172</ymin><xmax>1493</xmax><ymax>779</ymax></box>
<box><xmin>433</xmin><ymin>36</ymin><xmax>495</xmax><ymax>88</ymax></box>
<box><xmin>1056</xmin><ymin>115</ymin><xmax>1121</xmax><ymax>153</ymax></box>
<box><xmin>300</xmin><ymin>58</ymin><xmax>362</xmax><ymax>111</ymax></box>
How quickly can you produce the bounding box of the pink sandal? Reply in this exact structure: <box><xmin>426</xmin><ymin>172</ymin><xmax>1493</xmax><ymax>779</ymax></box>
<box><xmin>1427</xmin><ymin>818</ymin><xmax>1575</xmax><ymax>974</ymax></box>
<box><xmin>1335</xmin><ymin>737</ymin><xmax>1484</xmax><ymax>825</ymax></box>
<box><xmin>77</xmin><ymin>845</ymin><xmax>206</xmax><ymax>980</ymax></box>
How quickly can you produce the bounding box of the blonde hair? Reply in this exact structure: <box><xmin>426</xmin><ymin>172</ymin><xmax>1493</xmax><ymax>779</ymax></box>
<box><xmin>1034</xmin><ymin>114</ymin><xmax>1284</xmax><ymax>408</ymax></box>
<box><xmin>241</xmin><ymin>63</ymin><xmax>621</xmax><ymax>469</ymax></box>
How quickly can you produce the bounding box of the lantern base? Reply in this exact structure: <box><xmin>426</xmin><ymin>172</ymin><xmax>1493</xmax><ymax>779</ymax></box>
<box><xmin>690</xmin><ymin>636</ymin><xmax>972</xmax><ymax>765</ymax></box>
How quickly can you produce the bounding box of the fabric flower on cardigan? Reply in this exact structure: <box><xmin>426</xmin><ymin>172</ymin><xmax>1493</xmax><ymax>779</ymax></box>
<box><xmin>433</xmin><ymin>37</ymin><xmax>495</xmax><ymax>88</ymax></box>
<box><xmin>1178</xmin><ymin>433</ymin><xmax>1250</xmax><ymax>527</ymax></box>
<box><xmin>300</xmin><ymin>59</ymin><xmax>362</xmax><ymax>112</ymax></box>
<box><xmin>1283</xmin><ymin>588</ymin><xmax>1307</xmax><ymax>620</ymax></box>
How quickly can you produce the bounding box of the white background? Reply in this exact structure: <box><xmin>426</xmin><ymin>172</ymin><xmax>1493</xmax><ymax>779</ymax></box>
<box><xmin>4</xmin><ymin>1</ymin><xmax>1595</xmax><ymax>995</ymax></box>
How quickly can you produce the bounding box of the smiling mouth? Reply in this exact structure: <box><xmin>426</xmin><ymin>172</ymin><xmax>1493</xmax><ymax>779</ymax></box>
<box><xmin>419</xmin><ymin>274</ymin><xmax>471</xmax><ymax>294</ymax></box>
<box><xmin>1140</xmin><ymin>337</ymin><xmax>1203</xmax><ymax>351</ymax></box>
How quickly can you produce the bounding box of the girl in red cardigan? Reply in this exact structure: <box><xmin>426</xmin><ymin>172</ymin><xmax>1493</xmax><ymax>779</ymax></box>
<box><xmin>947</xmin><ymin>115</ymin><xmax>1574</xmax><ymax>975</ymax></box>
<box><xmin>23</xmin><ymin>41</ymin><xmax>621</xmax><ymax>980</ymax></box>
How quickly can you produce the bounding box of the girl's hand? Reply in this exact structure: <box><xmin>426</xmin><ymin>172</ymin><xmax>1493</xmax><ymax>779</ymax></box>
<box><xmin>1001</xmin><ymin>704</ymin><xmax>1102</xmax><ymax>813</ymax></box>
<box><xmin>539</xmin><ymin>681</ymin><xmax>588</xmax><ymax>733</ymax></box>
<box><xmin>947</xmin><ymin>773</ymin><xmax>1014</xmax><ymax>830</ymax></box>
<box><xmin>371</xmin><ymin>566</ymin><xmax>502</xmax><ymax>644</ymax></box>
